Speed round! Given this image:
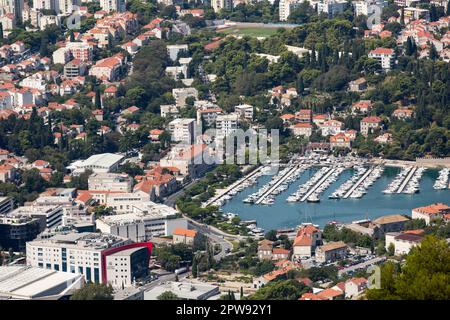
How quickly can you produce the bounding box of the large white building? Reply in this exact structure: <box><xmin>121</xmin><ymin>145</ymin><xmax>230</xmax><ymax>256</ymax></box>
<box><xmin>96</xmin><ymin>201</ymin><xmax>188</xmax><ymax>241</ymax></box>
<box><xmin>215</xmin><ymin>113</ymin><xmax>240</xmax><ymax>138</ymax></box>
<box><xmin>279</xmin><ymin>0</ymin><xmax>303</xmax><ymax>21</ymax></box>
<box><xmin>368</xmin><ymin>47</ymin><xmax>395</xmax><ymax>71</ymax></box>
<box><xmin>99</xmin><ymin>0</ymin><xmax>125</xmax><ymax>13</ymax></box>
<box><xmin>353</xmin><ymin>0</ymin><xmax>387</xmax><ymax>16</ymax></box>
<box><xmin>166</xmin><ymin>44</ymin><xmax>188</xmax><ymax>62</ymax></box>
<box><xmin>88</xmin><ymin>173</ymin><xmax>133</xmax><ymax>193</ymax></box>
<box><xmin>67</xmin><ymin>153</ymin><xmax>124</xmax><ymax>174</ymax></box>
<box><xmin>26</xmin><ymin>232</ymin><xmax>132</xmax><ymax>284</ymax></box>
<box><xmin>0</xmin><ymin>265</ymin><xmax>84</xmax><ymax>300</ymax></box>
<box><xmin>0</xmin><ymin>0</ymin><xmax>23</xmax><ymax>21</ymax></box>
<box><xmin>32</xmin><ymin>0</ymin><xmax>81</xmax><ymax>15</ymax></box>
<box><xmin>9</xmin><ymin>205</ymin><xmax>63</xmax><ymax>230</ymax></box>
<box><xmin>168</xmin><ymin>118</ymin><xmax>196</xmax><ymax>144</ymax></box>
<box><xmin>211</xmin><ymin>0</ymin><xmax>232</xmax><ymax>13</ymax></box>
<box><xmin>317</xmin><ymin>0</ymin><xmax>347</xmax><ymax>17</ymax></box>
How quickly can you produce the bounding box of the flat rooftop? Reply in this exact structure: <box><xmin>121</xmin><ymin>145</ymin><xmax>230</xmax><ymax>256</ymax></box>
<box><xmin>0</xmin><ymin>266</ymin><xmax>82</xmax><ymax>300</ymax></box>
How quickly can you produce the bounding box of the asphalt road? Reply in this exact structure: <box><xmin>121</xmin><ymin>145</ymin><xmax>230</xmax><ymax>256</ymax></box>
<box><xmin>163</xmin><ymin>180</ymin><xmax>237</xmax><ymax>261</ymax></box>
<box><xmin>338</xmin><ymin>257</ymin><xmax>386</xmax><ymax>276</ymax></box>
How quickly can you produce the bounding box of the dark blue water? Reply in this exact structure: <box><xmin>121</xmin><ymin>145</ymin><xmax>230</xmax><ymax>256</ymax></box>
<box><xmin>221</xmin><ymin>167</ymin><xmax>450</xmax><ymax>230</ymax></box>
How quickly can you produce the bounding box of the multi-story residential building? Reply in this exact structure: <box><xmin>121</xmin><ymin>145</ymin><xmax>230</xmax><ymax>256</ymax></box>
<box><xmin>385</xmin><ymin>230</ymin><xmax>424</xmax><ymax>255</ymax></box>
<box><xmin>412</xmin><ymin>203</ymin><xmax>450</xmax><ymax>225</ymax></box>
<box><xmin>392</xmin><ymin>107</ymin><xmax>414</xmax><ymax>120</ymax></box>
<box><xmin>317</xmin><ymin>0</ymin><xmax>347</xmax><ymax>17</ymax></box>
<box><xmin>63</xmin><ymin>59</ymin><xmax>87</xmax><ymax>78</ymax></box>
<box><xmin>292</xmin><ymin>224</ymin><xmax>322</xmax><ymax>260</ymax></box>
<box><xmin>96</xmin><ymin>202</ymin><xmax>188</xmax><ymax>240</ymax></box>
<box><xmin>52</xmin><ymin>47</ymin><xmax>71</xmax><ymax>65</ymax></box>
<box><xmin>0</xmin><ymin>196</ymin><xmax>13</xmax><ymax>214</ymax></box>
<box><xmin>315</xmin><ymin>241</ymin><xmax>348</xmax><ymax>263</ymax></box>
<box><xmin>168</xmin><ymin>118</ymin><xmax>196</xmax><ymax>144</ymax></box>
<box><xmin>234</xmin><ymin>104</ymin><xmax>254</xmax><ymax>120</ymax></box>
<box><xmin>0</xmin><ymin>214</ymin><xmax>41</xmax><ymax>251</ymax></box>
<box><xmin>330</xmin><ymin>132</ymin><xmax>352</xmax><ymax>149</ymax></box>
<box><xmin>360</xmin><ymin>116</ymin><xmax>382</xmax><ymax>136</ymax></box>
<box><xmin>65</xmin><ymin>42</ymin><xmax>94</xmax><ymax>62</ymax></box>
<box><xmin>402</xmin><ymin>7</ymin><xmax>430</xmax><ymax>22</ymax></box>
<box><xmin>160</xmin><ymin>144</ymin><xmax>214</xmax><ymax>178</ymax></box>
<box><xmin>0</xmin><ymin>0</ymin><xmax>23</xmax><ymax>21</ymax></box>
<box><xmin>215</xmin><ymin>113</ymin><xmax>240</xmax><ymax>138</ymax></box>
<box><xmin>196</xmin><ymin>106</ymin><xmax>222</xmax><ymax>127</ymax></box>
<box><xmin>368</xmin><ymin>47</ymin><xmax>395</xmax><ymax>71</ymax></box>
<box><xmin>353</xmin><ymin>0</ymin><xmax>387</xmax><ymax>16</ymax></box>
<box><xmin>88</xmin><ymin>173</ymin><xmax>133</xmax><ymax>193</ymax></box>
<box><xmin>172</xmin><ymin>228</ymin><xmax>198</xmax><ymax>245</ymax></box>
<box><xmin>9</xmin><ymin>205</ymin><xmax>63</xmax><ymax>230</ymax></box>
<box><xmin>279</xmin><ymin>0</ymin><xmax>302</xmax><ymax>21</ymax></box>
<box><xmin>172</xmin><ymin>87</ymin><xmax>198</xmax><ymax>107</ymax></box>
<box><xmin>166</xmin><ymin>44</ymin><xmax>188</xmax><ymax>62</ymax></box>
<box><xmin>88</xmin><ymin>54</ymin><xmax>124</xmax><ymax>81</ymax></box>
<box><xmin>99</xmin><ymin>0</ymin><xmax>125</xmax><ymax>13</ymax></box>
<box><xmin>291</xmin><ymin>123</ymin><xmax>313</xmax><ymax>137</ymax></box>
<box><xmin>211</xmin><ymin>0</ymin><xmax>232</xmax><ymax>13</ymax></box>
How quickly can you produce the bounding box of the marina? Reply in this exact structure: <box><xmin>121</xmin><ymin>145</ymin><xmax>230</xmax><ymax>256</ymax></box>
<box><xmin>433</xmin><ymin>168</ymin><xmax>449</xmax><ymax>190</ymax></box>
<box><xmin>220</xmin><ymin>159</ymin><xmax>450</xmax><ymax>230</ymax></box>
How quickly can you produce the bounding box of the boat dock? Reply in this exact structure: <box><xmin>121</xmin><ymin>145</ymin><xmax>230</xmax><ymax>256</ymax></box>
<box><xmin>299</xmin><ymin>167</ymin><xmax>336</xmax><ymax>202</ymax></box>
<box><xmin>397</xmin><ymin>166</ymin><xmax>418</xmax><ymax>193</ymax></box>
<box><xmin>202</xmin><ymin>166</ymin><xmax>264</xmax><ymax>207</ymax></box>
<box><xmin>254</xmin><ymin>165</ymin><xmax>300</xmax><ymax>205</ymax></box>
<box><xmin>342</xmin><ymin>167</ymin><xmax>374</xmax><ymax>199</ymax></box>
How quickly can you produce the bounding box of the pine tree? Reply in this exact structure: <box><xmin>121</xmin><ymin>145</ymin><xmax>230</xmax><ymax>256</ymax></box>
<box><xmin>191</xmin><ymin>257</ymin><xmax>198</xmax><ymax>278</ymax></box>
<box><xmin>70</xmin><ymin>30</ymin><xmax>75</xmax><ymax>42</ymax></box>
<box><xmin>429</xmin><ymin>43</ymin><xmax>438</xmax><ymax>61</ymax></box>
<box><xmin>0</xmin><ymin>23</ymin><xmax>3</xmax><ymax>40</ymax></box>
<box><xmin>95</xmin><ymin>88</ymin><xmax>102</xmax><ymax>108</ymax></box>
<box><xmin>296</xmin><ymin>75</ymin><xmax>304</xmax><ymax>95</ymax></box>
<box><xmin>240</xmin><ymin>287</ymin><xmax>244</xmax><ymax>299</ymax></box>
<box><xmin>447</xmin><ymin>0</ymin><xmax>450</xmax><ymax>15</ymax></box>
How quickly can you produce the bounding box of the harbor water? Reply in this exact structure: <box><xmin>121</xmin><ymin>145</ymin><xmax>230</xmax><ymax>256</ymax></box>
<box><xmin>221</xmin><ymin>167</ymin><xmax>450</xmax><ymax>230</ymax></box>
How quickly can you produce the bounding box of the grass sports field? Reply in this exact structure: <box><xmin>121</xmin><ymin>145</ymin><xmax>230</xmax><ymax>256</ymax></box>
<box><xmin>218</xmin><ymin>26</ymin><xmax>282</xmax><ymax>38</ymax></box>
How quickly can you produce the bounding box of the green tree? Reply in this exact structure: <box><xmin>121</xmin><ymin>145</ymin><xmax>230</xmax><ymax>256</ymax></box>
<box><xmin>367</xmin><ymin>236</ymin><xmax>450</xmax><ymax>300</ymax></box>
<box><xmin>70</xmin><ymin>283</ymin><xmax>114</xmax><ymax>300</ymax></box>
<box><xmin>157</xmin><ymin>291</ymin><xmax>180</xmax><ymax>300</ymax></box>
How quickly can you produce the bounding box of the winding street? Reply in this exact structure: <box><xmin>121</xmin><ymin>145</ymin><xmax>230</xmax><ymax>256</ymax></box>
<box><xmin>163</xmin><ymin>180</ymin><xmax>238</xmax><ymax>261</ymax></box>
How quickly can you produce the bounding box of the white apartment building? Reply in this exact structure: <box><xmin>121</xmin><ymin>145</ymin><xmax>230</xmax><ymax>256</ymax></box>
<box><xmin>32</xmin><ymin>0</ymin><xmax>80</xmax><ymax>15</ymax></box>
<box><xmin>172</xmin><ymin>87</ymin><xmax>198</xmax><ymax>107</ymax></box>
<box><xmin>168</xmin><ymin>118</ymin><xmax>196</xmax><ymax>144</ymax></box>
<box><xmin>99</xmin><ymin>0</ymin><xmax>126</xmax><ymax>13</ymax></box>
<box><xmin>215</xmin><ymin>113</ymin><xmax>240</xmax><ymax>138</ymax></box>
<box><xmin>66</xmin><ymin>42</ymin><xmax>94</xmax><ymax>62</ymax></box>
<box><xmin>105</xmin><ymin>191</ymin><xmax>153</xmax><ymax>213</ymax></box>
<box><xmin>353</xmin><ymin>0</ymin><xmax>387</xmax><ymax>16</ymax></box>
<box><xmin>211</xmin><ymin>0</ymin><xmax>232</xmax><ymax>13</ymax></box>
<box><xmin>234</xmin><ymin>104</ymin><xmax>254</xmax><ymax>120</ymax></box>
<box><xmin>96</xmin><ymin>202</ymin><xmax>188</xmax><ymax>241</ymax></box>
<box><xmin>88</xmin><ymin>172</ymin><xmax>133</xmax><ymax>192</ymax></box>
<box><xmin>317</xmin><ymin>0</ymin><xmax>347</xmax><ymax>17</ymax></box>
<box><xmin>26</xmin><ymin>232</ymin><xmax>131</xmax><ymax>284</ymax></box>
<box><xmin>0</xmin><ymin>0</ymin><xmax>23</xmax><ymax>21</ymax></box>
<box><xmin>368</xmin><ymin>47</ymin><xmax>395</xmax><ymax>71</ymax></box>
<box><xmin>166</xmin><ymin>44</ymin><xmax>188</xmax><ymax>62</ymax></box>
<box><xmin>9</xmin><ymin>205</ymin><xmax>63</xmax><ymax>230</ymax></box>
<box><xmin>0</xmin><ymin>196</ymin><xmax>13</xmax><ymax>215</ymax></box>
<box><xmin>52</xmin><ymin>47</ymin><xmax>71</xmax><ymax>65</ymax></box>
<box><xmin>279</xmin><ymin>0</ymin><xmax>303</xmax><ymax>21</ymax></box>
